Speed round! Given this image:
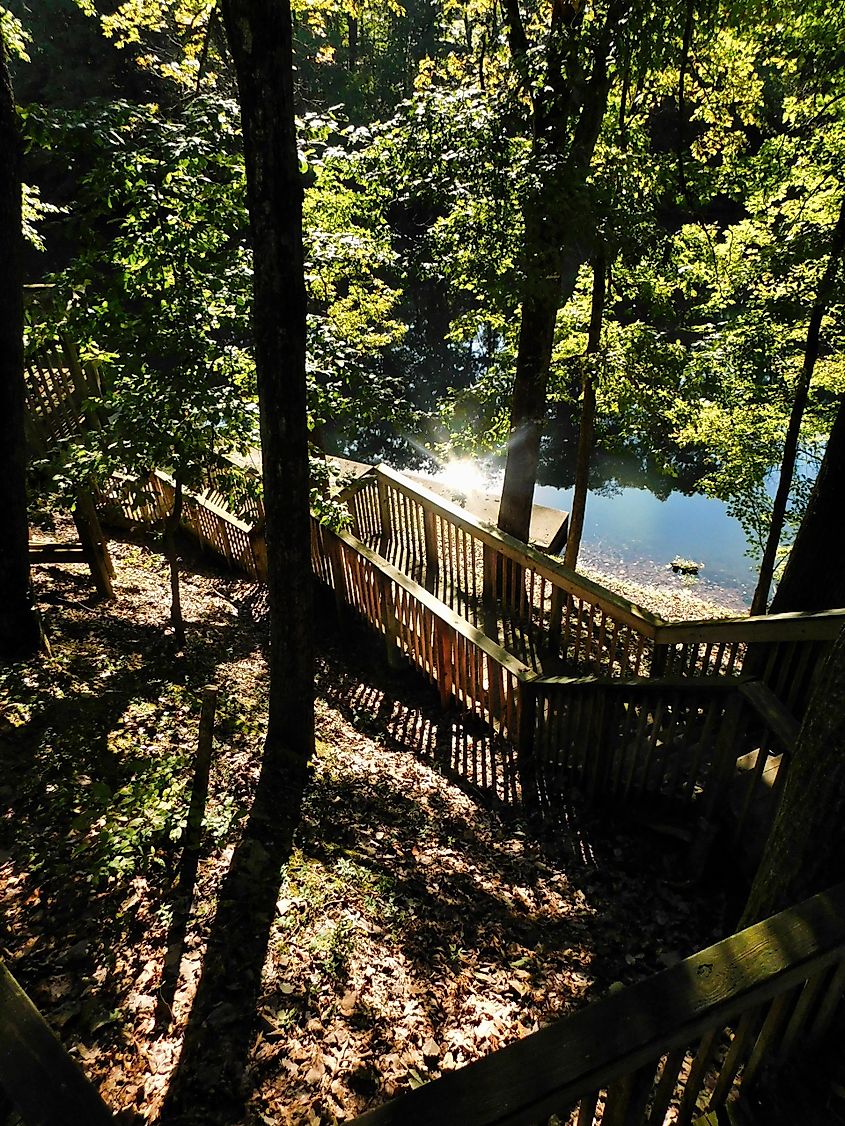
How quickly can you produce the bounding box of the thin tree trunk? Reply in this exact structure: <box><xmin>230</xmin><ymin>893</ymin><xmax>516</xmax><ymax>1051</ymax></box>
<box><xmin>347</xmin><ymin>16</ymin><xmax>358</xmax><ymax>69</ymax></box>
<box><xmin>221</xmin><ymin>0</ymin><xmax>313</xmax><ymax>770</ymax></box>
<box><xmin>564</xmin><ymin>257</ymin><xmax>606</xmax><ymax>570</ymax></box>
<box><xmin>769</xmin><ymin>394</ymin><xmax>845</xmax><ymax>613</ymax></box>
<box><xmin>164</xmin><ymin>478</ymin><xmax>185</xmax><ymax>647</ymax></box>
<box><xmin>750</xmin><ymin>193</ymin><xmax>845</xmax><ymax>616</ymax></box>
<box><xmin>0</xmin><ymin>35</ymin><xmax>41</xmax><ymax>661</ymax></box>
<box><xmin>742</xmin><ymin>626</ymin><xmax>845</xmax><ymax>925</ymax></box>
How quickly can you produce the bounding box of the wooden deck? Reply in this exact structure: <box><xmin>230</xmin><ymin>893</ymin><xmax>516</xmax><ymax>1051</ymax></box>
<box><xmin>92</xmin><ymin>462</ymin><xmax>843</xmax><ymax>863</ymax></box>
<box><xmin>17</xmin><ymin>301</ymin><xmax>845</xmax><ymax>1126</ymax></box>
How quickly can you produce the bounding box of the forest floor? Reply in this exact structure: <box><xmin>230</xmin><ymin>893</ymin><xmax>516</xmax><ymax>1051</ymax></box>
<box><xmin>0</xmin><ymin>526</ymin><xmax>736</xmax><ymax>1125</ymax></box>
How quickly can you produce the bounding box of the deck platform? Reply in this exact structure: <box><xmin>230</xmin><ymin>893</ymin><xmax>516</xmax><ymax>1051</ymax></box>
<box><xmin>328</xmin><ymin>457</ymin><xmax>569</xmax><ymax>554</ymax></box>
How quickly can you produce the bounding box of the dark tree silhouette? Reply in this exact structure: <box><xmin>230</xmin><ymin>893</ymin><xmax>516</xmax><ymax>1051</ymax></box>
<box><xmin>0</xmin><ymin>32</ymin><xmax>41</xmax><ymax>660</ymax></box>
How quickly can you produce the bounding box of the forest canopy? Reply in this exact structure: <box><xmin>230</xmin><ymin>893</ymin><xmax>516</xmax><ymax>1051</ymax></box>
<box><xmin>6</xmin><ymin>0</ymin><xmax>845</xmax><ymax>570</ymax></box>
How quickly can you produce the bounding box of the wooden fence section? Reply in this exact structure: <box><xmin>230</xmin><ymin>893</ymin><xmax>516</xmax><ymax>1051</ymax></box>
<box><xmin>23</xmin><ymin>293</ymin><xmax>105</xmax><ymax>454</ymax></box>
<box><xmin>310</xmin><ymin>514</ymin><xmax>801</xmax><ymax>847</ymax></box>
<box><xmin>528</xmin><ymin>676</ymin><xmax>745</xmax><ymax>823</ymax></box>
<box><xmin>526</xmin><ymin>674</ymin><xmax>799</xmax><ymax>848</ymax></box>
<box><xmin>0</xmin><ymin>959</ymin><xmax>114</xmax><ymax>1125</ymax></box>
<box><xmin>99</xmin><ymin>471</ymin><xmax>265</xmax><ymax>580</ymax></box>
<box><xmin>311</xmin><ymin>517</ymin><xmax>531</xmax><ymax>804</ymax></box>
<box><xmin>350</xmin><ymin>881</ymin><xmax>845</xmax><ymax>1126</ymax></box>
<box><xmin>96</xmin><ymin>468</ymin><xmax>804</xmax><ymax>841</ymax></box>
<box><xmin>345</xmin><ymin>466</ymin><xmax>658</xmax><ymax>680</ymax></box>
<box><xmin>344</xmin><ymin>465</ymin><xmax>845</xmax><ymax>717</ymax></box>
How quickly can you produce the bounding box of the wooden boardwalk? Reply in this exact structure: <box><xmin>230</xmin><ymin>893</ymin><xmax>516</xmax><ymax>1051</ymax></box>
<box><xmin>93</xmin><ymin>461</ymin><xmax>843</xmax><ymax>857</ymax></box>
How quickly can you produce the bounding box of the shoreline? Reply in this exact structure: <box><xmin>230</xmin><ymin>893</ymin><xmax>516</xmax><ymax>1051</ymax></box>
<box><xmin>575</xmin><ymin>548</ymin><xmax>750</xmax><ymax>622</ymax></box>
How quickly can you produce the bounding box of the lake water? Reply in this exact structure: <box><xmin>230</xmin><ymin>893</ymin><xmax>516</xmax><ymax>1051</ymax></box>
<box><xmin>421</xmin><ymin>455</ymin><xmax>760</xmax><ymax>610</ymax></box>
<box><xmin>532</xmin><ymin>480</ymin><xmax>755</xmax><ymax>608</ymax></box>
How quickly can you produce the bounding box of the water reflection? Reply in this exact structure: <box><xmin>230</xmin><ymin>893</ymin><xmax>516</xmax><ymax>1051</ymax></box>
<box><xmin>337</xmin><ymin>432</ymin><xmax>761</xmax><ymax>608</ymax></box>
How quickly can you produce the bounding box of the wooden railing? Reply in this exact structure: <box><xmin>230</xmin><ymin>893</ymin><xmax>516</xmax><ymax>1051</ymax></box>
<box><xmin>349</xmin><ymin>881</ymin><xmax>845</xmax><ymax>1126</ymax></box>
<box><xmin>344</xmin><ymin>466</ymin><xmax>845</xmax><ymax>718</ymax></box>
<box><xmin>310</xmin><ymin>512</ymin><xmax>801</xmax><ymax>850</ymax></box>
<box><xmin>98</xmin><ymin>471</ymin><xmax>265</xmax><ymax>580</ymax></box>
<box><xmin>0</xmin><ymin>959</ymin><xmax>114</xmax><ymax>1124</ymax></box>
<box><xmin>23</xmin><ymin>288</ymin><xmax>105</xmax><ymax>454</ymax></box>
<box><xmin>311</xmin><ymin>516</ymin><xmax>531</xmax><ymax>805</ymax></box>
<box><xmin>526</xmin><ymin>674</ymin><xmax>799</xmax><ymax>848</ymax></box>
<box><xmin>95</xmin><ymin>468</ymin><xmax>804</xmax><ymax>847</ymax></box>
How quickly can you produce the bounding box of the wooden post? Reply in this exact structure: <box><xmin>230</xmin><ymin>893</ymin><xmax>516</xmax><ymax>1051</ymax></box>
<box><xmin>436</xmin><ymin>621</ymin><xmax>453</xmax><ymax>710</ymax></box>
<box><xmin>345</xmin><ymin>496</ymin><xmax>361</xmax><ymax>539</ymax></box>
<box><xmin>651</xmin><ymin>641</ymin><xmax>670</xmax><ymax>677</ymax></box>
<box><xmin>326</xmin><ymin>529</ymin><xmax>349</xmax><ymax>623</ymax></box>
<box><xmin>248</xmin><ymin>520</ymin><xmax>269</xmax><ymax>581</ymax></box>
<box><xmin>423</xmin><ymin>507</ymin><xmax>439</xmax><ymax>593</ymax></box>
<box><xmin>378</xmin><ymin>570</ymin><xmax>403</xmax><ymax>669</ymax></box>
<box><xmin>547</xmin><ymin>586</ymin><xmax>565</xmax><ymax>656</ymax></box>
<box><xmin>73</xmin><ymin>491</ymin><xmax>115</xmax><ymax>599</ymax></box>
<box><xmin>376</xmin><ymin>474</ymin><xmax>393</xmax><ymax>545</ymax></box>
<box><xmin>517</xmin><ymin>678</ymin><xmax>540</xmax><ymax>817</ymax></box>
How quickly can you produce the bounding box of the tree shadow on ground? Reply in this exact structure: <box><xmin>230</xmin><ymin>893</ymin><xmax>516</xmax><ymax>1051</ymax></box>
<box><xmin>157</xmin><ymin>751</ymin><xmax>308</xmax><ymax>1126</ymax></box>
<box><xmin>0</xmin><ymin>569</ymin><xmax>263</xmax><ymax>1089</ymax></box>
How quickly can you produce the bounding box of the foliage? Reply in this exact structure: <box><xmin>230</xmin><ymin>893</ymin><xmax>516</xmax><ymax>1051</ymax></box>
<box><xmin>0</xmin><ymin>4</ymin><xmax>30</xmax><ymax>60</ymax></box>
<box><xmin>26</xmin><ymin>96</ymin><xmax>257</xmax><ymax>504</ymax></box>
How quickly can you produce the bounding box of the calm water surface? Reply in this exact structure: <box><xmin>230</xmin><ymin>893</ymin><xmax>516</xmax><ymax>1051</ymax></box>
<box><xmin>533</xmin><ymin>480</ymin><xmax>755</xmax><ymax>608</ymax></box>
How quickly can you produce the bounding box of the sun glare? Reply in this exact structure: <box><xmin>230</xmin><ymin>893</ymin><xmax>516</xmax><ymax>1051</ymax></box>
<box><xmin>440</xmin><ymin>458</ymin><xmax>486</xmax><ymax>496</ymax></box>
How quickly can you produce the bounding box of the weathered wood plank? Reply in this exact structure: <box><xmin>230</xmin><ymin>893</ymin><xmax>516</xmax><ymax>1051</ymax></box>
<box><xmin>0</xmin><ymin>960</ymin><xmax>114</xmax><ymax>1125</ymax></box>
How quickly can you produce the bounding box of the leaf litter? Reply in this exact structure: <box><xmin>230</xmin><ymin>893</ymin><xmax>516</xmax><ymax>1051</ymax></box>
<box><xmin>0</xmin><ymin>522</ymin><xmax>730</xmax><ymax>1124</ymax></box>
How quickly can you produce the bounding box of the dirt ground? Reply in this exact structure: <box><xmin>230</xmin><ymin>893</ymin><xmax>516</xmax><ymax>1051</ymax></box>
<box><xmin>0</xmin><ymin>527</ymin><xmax>733</xmax><ymax>1124</ymax></box>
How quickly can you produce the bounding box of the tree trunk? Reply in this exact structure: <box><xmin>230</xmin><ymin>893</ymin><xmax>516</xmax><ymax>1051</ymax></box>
<box><xmin>750</xmin><ymin>192</ymin><xmax>845</xmax><ymax>616</ymax></box>
<box><xmin>564</xmin><ymin>257</ymin><xmax>606</xmax><ymax>570</ymax></box>
<box><xmin>497</xmin><ymin>236</ymin><xmax>582</xmax><ymax>543</ymax></box>
<box><xmin>496</xmin><ymin>4</ymin><xmax>619</xmax><ymax>543</ymax></box>
<box><xmin>769</xmin><ymin>394</ymin><xmax>845</xmax><ymax>613</ymax></box>
<box><xmin>0</xmin><ymin>35</ymin><xmax>41</xmax><ymax>661</ymax></box>
<box><xmin>742</xmin><ymin>626</ymin><xmax>845</xmax><ymax>925</ymax></box>
<box><xmin>164</xmin><ymin>478</ymin><xmax>185</xmax><ymax>647</ymax></box>
<box><xmin>221</xmin><ymin>0</ymin><xmax>314</xmax><ymax>770</ymax></box>
<box><xmin>347</xmin><ymin>16</ymin><xmax>358</xmax><ymax>69</ymax></box>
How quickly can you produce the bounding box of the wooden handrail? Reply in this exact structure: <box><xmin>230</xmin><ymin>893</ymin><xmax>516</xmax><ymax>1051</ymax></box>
<box><xmin>371</xmin><ymin>465</ymin><xmax>845</xmax><ymax>646</ymax></box>
<box><xmin>655</xmin><ymin>607</ymin><xmax>845</xmax><ymax>645</ymax></box>
<box><xmin>532</xmin><ymin>672</ymin><xmax>748</xmax><ymax>692</ymax></box>
<box><xmin>738</xmin><ymin>681</ymin><xmax>800</xmax><ymax>753</ymax></box>
<box><xmin>373</xmin><ymin>465</ymin><xmax>661</xmax><ymax>637</ymax></box>
<box><xmin>331</xmin><ymin>523</ymin><xmax>536</xmax><ymax>683</ymax></box>
<box><xmin>0</xmin><ymin>960</ymin><xmax>114</xmax><ymax>1125</ymax></box>
<box><xmin>350</xmin><ymin>882</ymin><xmax>845</xmax><ymax>1126</ymax></box>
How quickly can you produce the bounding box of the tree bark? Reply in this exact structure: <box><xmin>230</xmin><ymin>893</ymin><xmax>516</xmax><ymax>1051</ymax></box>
<box><xmin>769</xmin><ymin>394</ymin><xmax>845</xmax><ymax>613</ymax></box>
<box><xmin>164</xmin><ymin>478</ymin><xmax>185</xmax><ymax>647</ymax></box>
<box><xmin>157</xmin><ymin>6</ymin><xmax>314</xmax><ymax>1115</ymax></box>
<box><xmin>221</xmin><ymin>0</ymin><xmax>313</xmax><ymax>769</ymax></box>
<box><xmin>0</xmin><ymin>37</ymin><xmax>40</xmax><ymax>662</ymax></box>
<box><xmin>742</xmin><ymin>626</ymin><xmax>845</xmax><ymax>925</ymax></box>
<box><xmin>750</xmin><ymin>192</ymin><xmax>845</xmax><ymax>616</ymax></box>
<box><xmin>564</xmin><ymin>257</ymin><xmax>606</xmax><ymax>570</ymax></box>
<box><xmin>497</xmin><ymin>5</ymin><xmax>621</xmax><ymax>543</ymax></box>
